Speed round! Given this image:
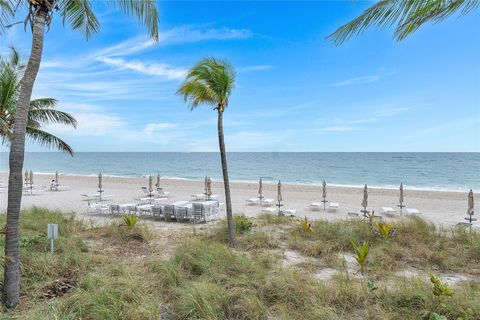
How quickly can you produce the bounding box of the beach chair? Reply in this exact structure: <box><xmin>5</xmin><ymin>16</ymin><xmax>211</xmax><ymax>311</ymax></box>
<box><xmin>191</xmin><ymin>194</ymin><xmax>205</xmax><ymax>201</ymax></box>
<box><xmin>88</xmin><ymin>202</ymin><xmax>109</xmax><ymax>214</ymax></box>
<box><xmin>405</xmin><ymin>208</ymin><xmax>421</xmax><ymax>215</ymax></box>
<box><xmin>381</xmin><ymin>207</ymin><xmax>396</xmax><ymax>217</ymax></box>
<box><xmin>175</xmin><ymin>206</ymin><xmax>190</xmax><ymax>222</ymax></box>
<box><xmin>192</xmin><ymin>203</ymin><xmax>205</xmax><ymax>223</ymax></box>
<box><xmin>137</xmin><ymin>204</ymin><xmax>153</xmax><ymax>216</ymax></box>
<box><xmin>347</xmin><ymin>212</ymin><xmax>360</xmax><ymax>219</ymax></box>
<box><xmin>328</xmin><ymin>202</ymin><xmax>339</xmax><ymax>211</ymax></box>
<box><xmin>261</xmin><ymin>199</ymin><xmax>274</xmax><ymax>206</ymax></box>
<box><xmin>109</xmin><ymin>204</ymin><xmax>120</xmax><ymax>215</ymax></box>
<box><xmin>246</xmin><ymin>198</ymin><xmax>259</xmax><ymax>205</ymax></box>
<box><xmin>310</xmin><ymin>202</ymin><xmax>322</xmax><ymax>211</ymax></box>
<box><xmin>261</xmin><ymin>207</ymin><xmax>278</xmax><ymax>214</ymax></box>
<box><xmin>152</xmin><ymin>205</ymin><xmax>164</xmax><ymax>220</ymax></box>
<box><xmin>163</xmin><ymin>204</ymin><xmax>175</xmax><ymax>221</ymax></box>
<box><xmin>284</xmin><ymin>209</ymin><xmax>297</xmax><ymax>216</ymax></box>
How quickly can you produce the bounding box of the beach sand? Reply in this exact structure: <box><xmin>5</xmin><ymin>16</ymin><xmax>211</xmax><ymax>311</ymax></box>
<box><xmin>0</xmin><ymin>173</ymin><xmax>477</xmax><ymax>227</ymax></box>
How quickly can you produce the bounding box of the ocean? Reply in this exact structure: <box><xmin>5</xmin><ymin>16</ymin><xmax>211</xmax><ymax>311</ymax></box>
<box><xmin>0</xmin><ymin>152</ymin><xmax>478</xmax><ymax>192</ymax></box>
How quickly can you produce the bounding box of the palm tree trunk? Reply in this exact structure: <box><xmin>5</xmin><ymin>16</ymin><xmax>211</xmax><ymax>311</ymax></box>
<box><xmin>217</xmin><ymin>111</ymin><xmax>235</xmax><ymax>246</ymax></box>
<box><xmin>4</xmin><ymin>9</ymin><xmax>47</xmax><ymax>309</ymax></box>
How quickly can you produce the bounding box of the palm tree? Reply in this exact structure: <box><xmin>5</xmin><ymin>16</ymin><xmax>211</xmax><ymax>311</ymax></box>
<box><xmin>327</xmin><ymin>0</ymin><xmax>479</xmax><ymax>45</ymax></box>
<box><xmin>1</xmin><ymin>0</ymin><xmax>159</xmax><ymax>308</ymax></box>
<box><xmin>1</xmin><ymin>47</ymin><xmax>76</xmax><ymax>154</ymax></box>
<box><xmin>177</xmin><ymin>57</ymin><xmax>236</xmax><ymax>247</ymax></box>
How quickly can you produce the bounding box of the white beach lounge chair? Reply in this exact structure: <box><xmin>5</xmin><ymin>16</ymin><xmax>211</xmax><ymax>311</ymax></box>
<box><xmin>261</xmin><ymin>198</ymin><xmax>274</xmax><ymax>206</ymax></box>
<box><xmin>328</xmin><ymin>202</ymin><xmax>339</xmax><ymax>211</ymax></box>
<box><xmin>284</xmin><ymin>209</ymin><xmax>297</xmax><ymax>216</ymax></box>
<box><xmin>246</xmin><ymin>198</ymin><xmax>259</xmax><ymax>205</ymax></box>
<box><xmin>405</xmin><ymin>208</ymin><xmax>421</xmax><ymax>215</ymax></box>
<box><xmin>310</xmin><ymin>202</ymin><xmax>322</xmax><ymax>211</ymax></box>
<box><xmin>381</xmin><ymin>207</ymin><xmax>396</xmax><ymax>216</ymax></box>
<box><xmin>262</xmin><ymin>207</ymin><xmax>277</xmax><ymax>214</ymax></box>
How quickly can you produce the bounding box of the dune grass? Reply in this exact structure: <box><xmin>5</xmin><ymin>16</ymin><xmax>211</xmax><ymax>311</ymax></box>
<box><xmin>0</xmin><ymin>209</ymin><xmax>478</xmax><ymax>319</ymax></box>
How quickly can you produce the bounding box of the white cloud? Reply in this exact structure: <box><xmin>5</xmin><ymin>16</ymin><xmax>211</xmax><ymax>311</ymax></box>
<box><xmin>144</xmin><ymin>123</ymin><xmax>179</xmax><ymax>134</ymax></box>
<box><xmin>97</xmin><ymin>57</ymin><xmax>187</xmax><ymax>80</ymax></box>
<box><xmin>331</xmin><ymin>75</ymin><xmax>381</xmax><ymax>87</ymax></box>
<box><xmin>159</xmin><ymin>25</ymin><xmax>253</xmax><ymax>44</ymax></box>
<box><xmin>331</xmin><ymin>67</ymin><xmax>398</xmax><ymax>87</ymax></box>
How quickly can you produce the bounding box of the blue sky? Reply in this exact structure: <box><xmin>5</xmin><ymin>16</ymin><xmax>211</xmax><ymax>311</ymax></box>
<box><xmin>1</xmin><ymin>1</ymin><xmax>479</xmax><ymax>152</ymax></box>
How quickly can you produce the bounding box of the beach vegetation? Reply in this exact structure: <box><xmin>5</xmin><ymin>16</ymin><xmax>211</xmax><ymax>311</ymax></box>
<box><xmin>122</xmin><ymin>214</ymin><xmax>139</xmax><ymax>228</ymax></box>
<box><xmin>0</xmin><ymin>208</ymin><xmax>479</xmax><ymax>319</ymax></box>
<box><xmin>233</xmin><ymin>214</ymin><xmax>253</xmax><ymax>233</ymax></box>
<box><xmin>301</xmin><ymin>216</ymin><xmax>314</xmax><ymax>233</ymax></box>
<box><xmin>0</xmin><ymin>0</ymin><xmax>159</xmax><ymax>308</ymax></box>
<box><xmin>352</xmin><ymin>240</ymin><xmax>370</xmax><ymax>276</ymax></box>
<box><xmin>177</xmin><ymin>57</ymin><xmax>237</xmax><ymax>247</ymax></box>
<box><xmin>327</xmin><ymin>0</ymin><xmax>480</xmax><ymax>45</ymax></box>
<box><xmin>376</xmin><ymin>222</ymin><xmax>394</xmax><ymax>240</ymax></box>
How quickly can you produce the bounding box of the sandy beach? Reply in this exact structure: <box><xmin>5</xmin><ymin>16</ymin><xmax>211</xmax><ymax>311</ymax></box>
<box><xmin>0</xmin><ymin>172</ymin><xmax>476</xmax><ymax>227</ymax></box>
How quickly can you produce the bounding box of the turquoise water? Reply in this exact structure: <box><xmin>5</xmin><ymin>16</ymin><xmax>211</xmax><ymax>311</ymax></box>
<box><xmin>0</xmin><ymin>152</ymin><xmax>478</xmax><ymax>192</ymax></box>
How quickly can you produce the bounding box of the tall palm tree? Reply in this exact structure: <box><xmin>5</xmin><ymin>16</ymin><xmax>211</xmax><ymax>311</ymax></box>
<box><xmin>1</xmin><ymin>0</ymin><xmax>159</xmax><ymax>308</ymax></box>
<box><xmin>1</xmin><ymin>47</ymin><xmax>76</xmax><ymax>154</ymax></box>
<box><xmin>177</xmin><ymin>57</ymin><xmax>236</xmax><ymax>247</ymax></box>
<box><xmin>327</xmin><ymin>0</ymin><xmax>479</xmax><ymax>45</ymax></box>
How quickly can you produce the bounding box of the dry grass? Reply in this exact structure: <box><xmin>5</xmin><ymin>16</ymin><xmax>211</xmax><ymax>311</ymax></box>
<box><xmin>0</xmin><ymin>209</ymin><xmax>478</xmax><ymax>319</ymax></box>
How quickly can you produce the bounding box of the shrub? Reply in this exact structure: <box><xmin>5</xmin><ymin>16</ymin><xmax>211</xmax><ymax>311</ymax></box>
<box><xmin>233</xmin><ymin>215</ymin><xmax>253</xmax><ymax>233</ymax></box>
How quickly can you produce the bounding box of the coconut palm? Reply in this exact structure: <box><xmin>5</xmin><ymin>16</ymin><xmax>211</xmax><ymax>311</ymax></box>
<box><xmin>0</xmin><ymin>47</ymin><xmax>76</xmax><ymax>154</ymax></box>
<box><xmin>327</xmin><ymin>0</ymin><xmax>479</xmax><ymax>45</ymax></box>
<box><xmin>177</xmin><ymin>57</ymin><xmax>236</xmax><ymax>247</ymax></box>
<box><xmin>0</xmin><ymin>0</ymin><xmax>13</xmax><ymax>36</ymax></box>
<box><xmin>1</xmin><ymin>0</ymin><xmax>159</xmax><ymax>308</ymax></box>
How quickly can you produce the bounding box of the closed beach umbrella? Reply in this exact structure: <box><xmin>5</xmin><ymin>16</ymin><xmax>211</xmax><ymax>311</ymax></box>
<box><xmin>259</xmin><ymin>178</ymin><xmax>263</xmax><ymax>199</ymax></box>
<box><xmin>98</xmin><ymin>172</ymin><xmax>103</xmax><ymax>191</ymax></box>
<box><xmin>467</xmin><ymin>189</ymin><xmax>474</xmax><ymax>221</ymax></box>
<box><xmin>207</xmin><ymin>178</ymin><xmax>212</xmax><ymax>197</ymax></box>
<box><xmin>24</xmin><ymin>170</ymin><xmax>29</xmax><ymax>185</ymax></box>
<box><xmin>361</xmin><ymin>184</ymin><xmax>368</xmax><ymax>212</ymax></box>
<box><xmin>322</xmin><ymin>180</ymin><xmax>327</xmax><ymax>210</ymax></box>
<box><xmin>29</xmin><ymin>170</ymin><xmax>33</xmax><ymax>186</ymax></box>
<box><xmin>148</xmin><ymin>175</ymin><xmax>153</xmax><ymax>194</ymax></box>
<box><xmin>55</xmin><ymin>171</ymin><xmax>59</xmax><ymax>183</ymax></box>
<box><xmin>204</xmin><ymin>176</ymin><xmax>208</xmax><ymax>194</ymax></box>
<box><xmin>277</xmin><ymin>180</ymin><xmax>283</xmax><ymax>202</ymax></box>
<box><xmin>322</xmin><ymin>180</ymin><xmax>327</xmax><ymax>200</ymax></box>
<box><xmin>399</xmin><ymin>183</ymin><xmax>404</xmax><ymax>205</ymax></box>
<box><xmin>156</xmin><ymin>174</ymin><xmax>160</xmax><ymax>188</ymax></box>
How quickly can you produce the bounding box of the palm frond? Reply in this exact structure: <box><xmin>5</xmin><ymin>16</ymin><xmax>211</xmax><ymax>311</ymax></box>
<box><xmin>178</xmin><ymin>57</ymin><xmax>235</xmax><ymax>112</ymax></box>
<box><xmin>110</xmin><ymin>0</ymin><xmax>159</xmax><ymax>42</ymax></box>
<box><xmin>26</xmin><ymin>127</ymin><xmax>74</xmax><ymax>155</ymax></box>
<box><xmin>0</xmin><ymin>0</ymin><xmax>14</xmax><ymax>36</ymax></box>
<box><xmin>28</xmin><ymin>103</ymin><xmax>77</xmax><ymax>128</ymax></box>
<box><xmin>327</xmin><ymin>0</ymin><xmax>480</xmax><ymax>45</ymax></box>
<box><xmin>58</xmin><ymin>0</ymin><xmax>100</xmax><ymax>39</ymax></box>
<box><xmin>29</xmin><ymin>97</ymin><xmax>58</xmax><ymax>109</ymax></box>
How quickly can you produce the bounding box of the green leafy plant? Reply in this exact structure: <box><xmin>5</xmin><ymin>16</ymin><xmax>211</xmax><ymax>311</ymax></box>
<box><xmin>122</xmin><ymin>214</ymin><xmax>139</xmax><ymax>228</ymax></box>
<box><xmin>233</xmin><ymin>215</ymin><xmax>253</xmax><ymax>233</ymax></box>
<box><xmin>300</xmin><ymin>216</ymin><xmax>314</xmax><ymax>233</ymax></box>
<box><xmin>19</xmin><ymin>233</ymin><xmax>46</xmax><ymax>248</ymax></box>
<box><xmin>351</xmin><ymin>240</ymin><xmax>370</xmax><ymax>275</ymax></box>
<box><xmin>430</xmin><ymin>274</ymin><xmax>454</xmax><ymax>297</ymax></box>
<box><xmin>376</xmin><ymin>222</ymin><xmax>393</xmax><ymax>240</ymax></box>
<box><xmin>367</xmin><ymin>281</ymin><xmax>378</xmax><ymax>292</ymax></box>
<box><xmin>428</xmin><ymin>312</ymin><xmax>447</xmax><ymax>320</ymax></box>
